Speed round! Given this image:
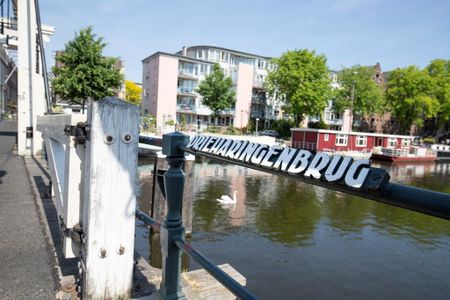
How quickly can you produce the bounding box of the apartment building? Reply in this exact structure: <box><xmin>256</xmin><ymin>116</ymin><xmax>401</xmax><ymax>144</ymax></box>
<box><xmin>141</xmin><ymin>46</ymin><xmax>282</xmax><ymax>130</ymax></box>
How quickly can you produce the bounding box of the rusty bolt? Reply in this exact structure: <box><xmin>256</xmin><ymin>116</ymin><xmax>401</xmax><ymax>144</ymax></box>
<box><xmin>119</xmin><ymin>246</ymin><xmax>125</xmax><ymax>255</ymax></box>
<box><xmin>100</xmin><ymin>248</ymin><xmax>107</xmax><ymax>258</ymax></box>
<box><xmin>62</xmin><ymin>283</ymin><xmax>76</xmax><ymax>293</ymax></box>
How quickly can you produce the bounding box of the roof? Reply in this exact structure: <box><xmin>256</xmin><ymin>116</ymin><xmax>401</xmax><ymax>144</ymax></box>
<box><xmin>177</xmin><ymin>45</ymin><xmax>273</xmax><ymax>60</ymax></box>
<box><xmin>290</xmin><ymin>127</ymin><xmax>417</xmax><ymax>139</ymax></box>
<box><xmin>141</xmin><ymin>51</ymin><xmax>215</xmax><ymax>65</ymax></box>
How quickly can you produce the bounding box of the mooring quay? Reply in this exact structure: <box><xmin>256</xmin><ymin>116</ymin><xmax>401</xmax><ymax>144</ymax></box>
<box><xmin>1</xmin><ymin>98</ymin><xmax>450</xmax><ymax>300</ymax></box>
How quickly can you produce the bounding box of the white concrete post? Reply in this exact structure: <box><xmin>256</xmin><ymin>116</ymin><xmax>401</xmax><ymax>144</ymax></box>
<box><xmin>82</xmin><ymin>98</ymin><xmax>139</xmax><ymax>299</ymax></box>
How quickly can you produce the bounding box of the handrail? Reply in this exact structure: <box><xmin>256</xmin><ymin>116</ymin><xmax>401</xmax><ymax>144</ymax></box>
<box><xmin>175</xmin><ymin>239</ymin><xmax>259</xmax><ymax>300</ymax></box>
<box><xmin>135</xmin><ymin>209</ymin><xmax>161</xmax><ymax>230</ymax></box>
<box><xmin>135</xmin><ymin>209</ymin><xmax>258</xmax><ymax>300</ymax></box>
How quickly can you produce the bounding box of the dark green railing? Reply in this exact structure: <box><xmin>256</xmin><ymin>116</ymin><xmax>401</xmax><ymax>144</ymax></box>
<box><xmin>139</xmin><ymin>132</ymin><xmax>450</xmax><ymax>300</ymax></box>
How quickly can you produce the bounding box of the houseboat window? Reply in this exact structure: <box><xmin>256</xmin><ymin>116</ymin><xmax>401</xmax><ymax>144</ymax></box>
<box><xmin>336</xmin><ymin>134</ymin><xmax>348</xmax><ymax>146</ymax></box>
<box><xmin>402</xmin><ymin>138</ymin><xmax>410</xmax><ymax>147</ymax></box>
<box><xmin>356</xmin><ymin>135</ymin><xmax>367</xmax><ymax>147</ymax></box>
<box><xmin>324</xmin><ymin>134</ymin><xmax>329</xmax><ymax>141</ymax></box>
<box><xmin>388</xmin><ymin>137</ymin><xmax>397</xmax><ymax>147</ymax></box>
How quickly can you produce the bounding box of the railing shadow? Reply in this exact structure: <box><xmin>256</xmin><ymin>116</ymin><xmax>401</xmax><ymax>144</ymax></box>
<box><xmin>32</xmin><ymin>174</ymin><xmax>78</xmax><ymax>277</ymax></box>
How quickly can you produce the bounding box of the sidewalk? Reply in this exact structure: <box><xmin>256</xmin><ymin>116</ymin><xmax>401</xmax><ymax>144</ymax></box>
<box><xmin>0</xmin><ymin>120</ymin><xmax>57</xmax><ymax>299</ymax></box>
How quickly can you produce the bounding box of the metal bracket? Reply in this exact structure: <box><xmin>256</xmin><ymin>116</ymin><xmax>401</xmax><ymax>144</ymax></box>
<box><xmin>59</xmin><ymin>216</ymin><xmax>83</xmax><ymax>243</ymax></box>
<box><xmin>157</xmin><ymin>169</ymin><xmax>167</xmax><ymax>198</ymax></box>
<box><xmin>64</xmin><ymin>122</ymin><xmax>89</xmax><ymax>145</ymax></box>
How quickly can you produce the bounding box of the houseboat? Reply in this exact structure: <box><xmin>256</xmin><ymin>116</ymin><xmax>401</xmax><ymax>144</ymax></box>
<box><xmin>431</xmin><ymin>144</ymin><xmax>450</xmax><ymax>161</ymax></box>
<box><xmin>290</xmin><ymin>128</ymin><xmax>436</xmax><ymax>162</ymax></box>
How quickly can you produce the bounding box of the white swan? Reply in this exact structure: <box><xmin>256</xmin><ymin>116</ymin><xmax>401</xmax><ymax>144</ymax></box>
<box><xmin>217</xmin><ymin>191</ymin><xmax>237</xmax><ymax>204</ymax></box>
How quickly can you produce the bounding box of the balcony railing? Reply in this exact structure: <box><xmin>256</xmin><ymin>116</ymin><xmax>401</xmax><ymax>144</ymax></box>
<box><xmin>177</xmin><ymin>86</ymin><xmax>196</xmax><ymax>94</ymax></box>
<box><xmin>218</xmin><ymin>108</ymin><xmax>236</xmax><ymax>115</ymax></box>
<box><xmin>177</xmin><ymin>104</ymin><xmax>196</xmax><ymax>113</ymax></box>
<box><xmin>178</xmin><ymin>69</ymin><xmax>198</xmax><ymax>78</ymax></box>
<box><xmin>325</xmin><ymin>119</ymin><xmax>343</xmax><ymax>126</ymax></box>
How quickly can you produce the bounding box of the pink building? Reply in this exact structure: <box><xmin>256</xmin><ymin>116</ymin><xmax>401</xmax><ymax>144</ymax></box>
<box><xmin>141</xmin><ymin>46</ymin><xmax>283</xmax><ymax>130</ymax></box>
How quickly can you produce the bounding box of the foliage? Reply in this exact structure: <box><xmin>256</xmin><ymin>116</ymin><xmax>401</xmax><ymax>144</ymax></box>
<box><xmin>385</xmin><ymin>66</ymin><xmax>440</xmax><ymax>133</ymax></box>
<box><xmin>426</xmin><ymin>59</ymin><xmax>450</xmax><ymax>123</ymax></box>
<box><xmin>333</xmin><ymin>65</ymin><xmax>385</xmax><ymax>118</ymax></box>
<box><xmin>51</xmin><ymin>27</ymin><xmax>123</xmax><ymax>107</ymax></box>
<box><xmin>309</xmin><ymin>119</ymin><xmax>328</xmax><ymax>129</ymax></box>
<box><xmin>205</xmin><ymin>125</ymin><xmax>219</xmax><ymax>133</ymax></box>
<box><xmin>165</xmin><ymin>119</ymin><xmax>175</xmax><ymax>126</ymax></box>
<box><xmin>140</xmin><ymin>114</ymin><xmax>156</xmax><ymax>132</ymax></box>
<box><xmin>195</xmin><ymin>63</ymin><xmax>235</xmax><ymax>122</ymax></box>
<box><xmin>422</xmin><ymin>137</ymin><xmax>436</xmax><ymax>144</ymax></box>
<box><xmin>125</xmin><ymin>80</ymin><xmax>142</xmax><ymax>105</ymax></box>
<box><xmin>266</xmin><ymin>49</ymin><xmax>332</xmax><ymax>126</ymax></box>
<box><xmin>271</xmin><ymin>119</ymin><xmax>296</xmax><ymax>139</ymax></box>
<box><xmin>224</xmin><ymin>126</ymin><xmax>242</xmax><ymax>135</ymax></box>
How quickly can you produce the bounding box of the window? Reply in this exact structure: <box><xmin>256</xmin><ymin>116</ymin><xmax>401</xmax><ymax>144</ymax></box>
<box><xmin>197</xmin><ymin>50</ymin><xmax>203</xmax><ymax>59</ymax></box>
<box><xmin>336</xmin><ymin>134</ymin><xmax>348</xmax><ymax>146</ymax></box>
<box><xmin>388</xmin><ymin>138</ymin><xmax>397</xmax><ymax>147</ymax></box>
<box><xmin>402</xmin><ymin>138</ymin><xmax>410</xmax><ymax>147</ymax></box>
<box><xmin>324</xmin><ymin>134</ymin><xmax>329</xmax><ymax>141</ymax></box>
<box><xmin>356</xmin><ymin>136</ymin><xmax>367</xmax><ymax>147</ymax></box>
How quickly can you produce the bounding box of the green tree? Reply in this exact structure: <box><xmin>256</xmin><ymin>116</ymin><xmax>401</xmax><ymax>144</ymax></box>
<box><xmin>426</xmin><ymin>59</ymin><xmax>450</xmax><ymax>129</ymax></box>
<box><xmin>125</xmin><ymin>80</ymin><xmax>142</xmax><ymax>105</ymax></box>
<box><xmin>333</xmin><ymin>65</ymin><xmax>385</xmax><ymax>121</ymax></box>
<box><xmin>385</xmin><ymin>66</ymin><xmax>440</xmax><ymax>133</ymax></box>
<box><xmin>266</xmin><ymin>49</ymin><xmax>332</xmax><ymax>126</ymax></box>
<box><xmin>51</xmin><ymin>27</ymin><xmax>123</xmax><ymax>109</ymax></box>
<box><xmin>195</xmin><ymin>63</ymin><xmax>235</xmax><ymax>124</ymax></box>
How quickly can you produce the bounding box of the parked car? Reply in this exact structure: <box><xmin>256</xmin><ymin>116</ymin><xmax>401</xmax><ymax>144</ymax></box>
<box><xmin>259</xmin><ymin>130</ymin><xmax>279</xmax><ymax>137</ymax></box>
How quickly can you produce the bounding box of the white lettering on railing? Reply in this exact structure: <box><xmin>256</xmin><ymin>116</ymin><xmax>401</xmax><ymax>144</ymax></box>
<box><xmin>186</xmin><ymin>135</ymin><xmax>372</xmax><ymax>190</ymax></box>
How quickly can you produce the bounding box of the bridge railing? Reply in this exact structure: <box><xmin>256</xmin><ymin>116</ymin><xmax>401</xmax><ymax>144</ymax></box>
<box><xmin>37</xmin><ymin>98</ymin><xmax>450</xmax><ymax>300</ymax></box>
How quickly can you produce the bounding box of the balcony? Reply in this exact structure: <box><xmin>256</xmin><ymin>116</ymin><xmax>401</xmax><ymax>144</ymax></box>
<box><xmin>178</xmin><ymin>69</ymin><xmax>198</xmax><ymax>79</ymax></box>
<box><xmin>218</xmin><ymin>108</ymin><xmax>236</xmax><ymax>115</ymax></box>
<box><xmin>177</xmin><ymin>86</ymin><xmax>196</xmax><ymax>95</ymax></box>
<box><xmin>251</xmin><ymin>95</ymin><xmax>267</xmax><ymax>104</ymax></box>
<box><xmin>176</xmin><ymin>104</ymin><xmax>196</xmax><ymax>113</ymax></box>
<box><xmin>325</xmin><ymin>118</ymin><xmax>343</xmax><ymax>126</ymax></box>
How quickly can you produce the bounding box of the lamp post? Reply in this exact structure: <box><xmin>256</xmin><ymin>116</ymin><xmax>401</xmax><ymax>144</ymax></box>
<box><xmin>256</xmin><ymin>118</ymin><xmax>260</xmax><ymax>135</ymax></box>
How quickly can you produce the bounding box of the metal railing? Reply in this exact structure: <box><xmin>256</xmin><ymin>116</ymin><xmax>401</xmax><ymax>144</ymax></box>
<box><xmin>135</xmin><ymin>209</ymin><xmax>257</xmax><ymax>300</ymax></box>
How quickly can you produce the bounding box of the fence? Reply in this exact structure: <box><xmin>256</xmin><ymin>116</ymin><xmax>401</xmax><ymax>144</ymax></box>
<box><xmin>37</xmin><ymin>98</ymin><xmax>450</xmax><ymax>300</ymax></box>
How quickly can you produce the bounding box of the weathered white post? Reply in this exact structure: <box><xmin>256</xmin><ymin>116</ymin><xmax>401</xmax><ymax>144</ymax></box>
<box><xmin>82</xmin><ymin>98</ymin><xmax>139</xmax><ymax>299</ymax></box>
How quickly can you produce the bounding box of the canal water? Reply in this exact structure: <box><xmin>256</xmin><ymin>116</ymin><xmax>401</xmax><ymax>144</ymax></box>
<box><xmin>135</xmin><ymin>157</ymin><xmax>450</xmax><ymax>300</ymax></box>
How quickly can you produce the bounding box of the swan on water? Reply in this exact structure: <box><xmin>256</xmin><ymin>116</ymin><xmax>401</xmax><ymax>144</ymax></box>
<box><xmin>217</xmin><ymin>190</ymin><xmax>237</xmax><ymax>204</ymax></box>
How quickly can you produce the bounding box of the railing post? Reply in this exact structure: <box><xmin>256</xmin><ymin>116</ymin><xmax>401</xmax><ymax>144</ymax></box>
<box><xmin>158</xmin><ymin>132</ymin><xmax>189</xmax><ymax>300</ymax></box>
<box><xmin>81</xmin><ymin>98</ymin><xmax>139</xmax><ymax>299</ymax></box>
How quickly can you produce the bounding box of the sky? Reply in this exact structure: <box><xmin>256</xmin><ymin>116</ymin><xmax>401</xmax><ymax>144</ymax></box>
<box><xmin>40</xmin><ymin>0</ymin><xmax>450</xmax><ymax>83</ymax></box>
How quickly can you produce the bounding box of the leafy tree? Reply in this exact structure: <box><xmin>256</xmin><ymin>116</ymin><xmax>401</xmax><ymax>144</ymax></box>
<box><xmin>266</xmin><ymin>49</ymin><xmax>332</xmax><ymax>126</ymax></box>
<box><xmin>125</xmin><ymin>80</ymin><xmax>142</xmax><ymax>105</ymax></box>
<box><xmin>51</xmin><ymin>27</ymin><xmax>123</xmax><ymax>109</ymax></box>
<box><xmin>195</xmin><ymin>63</ymin><xmax>235</xmax><ymax>124</ymax></box>
<box><xmin>333</xmin><ymin>65</ymin><xmax>385</xmax><ymax>121</ymax></box>
<box><xmin>385</xmin><ymin>66</ymin><xmax>440</xmax><ymax>133</ymax></box>
<box><xmin>426</xmin><ymin>59</ymin><xmax>450</xmax><ymax>128</ymax></box>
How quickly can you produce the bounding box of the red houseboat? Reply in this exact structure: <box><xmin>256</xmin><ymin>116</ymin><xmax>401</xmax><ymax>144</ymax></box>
<box><xmin>290</xmin><ymin>128</ymin><xmax>436</xmax><ymax>162</ymax></box>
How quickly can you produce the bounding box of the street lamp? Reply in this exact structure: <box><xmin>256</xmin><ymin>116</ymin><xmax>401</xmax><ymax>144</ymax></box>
<box><xmin>256</xmin><ymin>118</ymin><xmax>260</xmax><ymax>135</ymax></box>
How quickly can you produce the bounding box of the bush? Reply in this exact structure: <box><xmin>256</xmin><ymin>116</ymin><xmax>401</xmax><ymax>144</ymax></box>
<box><xmin>271</xmin><ymin>119</ymin><xmax>296</xmax><ymax>139</ymax></box>
<box><xmin>165</xmin><ymin>119</ymin><xmax>175</xmax><ymax>126</ymax></box>
<box><xmin>224</xmin><ymin>126</ymin><xmax>242</xmax><ymax>135</ymax></box>
<box><xmin>206</xmin><ymin>125</ymin><xmax>219</xmax><ymax>133</ymax></box>
<box><xmin>423</xmin><ymin>137</ymin><xmax>436</xmax><ymax>144</ymax></box>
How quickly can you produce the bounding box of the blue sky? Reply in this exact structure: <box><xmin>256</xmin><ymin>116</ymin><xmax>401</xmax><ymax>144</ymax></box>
<box><xmin>41</xmin><ymin>0</ymin><xmax>450</xmax><ymax>82</ymax></box>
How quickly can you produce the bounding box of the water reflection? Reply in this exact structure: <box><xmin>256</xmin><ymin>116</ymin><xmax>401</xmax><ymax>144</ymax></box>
<box><xmin>136</xmin><ymin>158</ymin><xmax>450</xmax><ymax>299</ymax></box>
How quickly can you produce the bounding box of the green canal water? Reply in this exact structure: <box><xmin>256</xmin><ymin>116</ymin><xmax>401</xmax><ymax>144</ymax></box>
<box><xmin>135</xmin><ymin>158</ymin><xmax>450</xmax><ymax>300</ymax></box>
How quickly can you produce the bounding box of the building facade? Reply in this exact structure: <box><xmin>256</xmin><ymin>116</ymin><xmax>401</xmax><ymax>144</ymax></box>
<box><xmin>141</xmin><ymin>46</ymin><xmax>283</xmax><ymax>130</ymax></box>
